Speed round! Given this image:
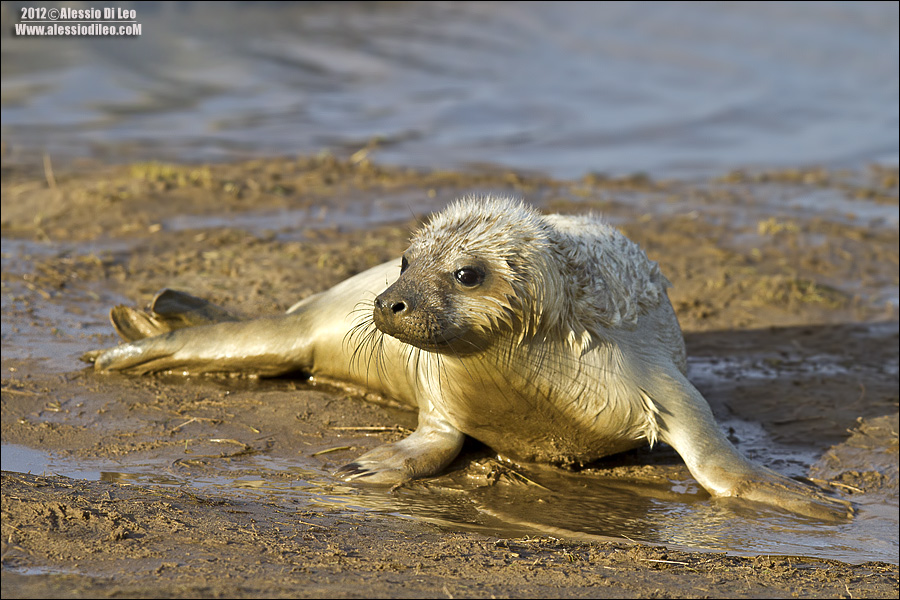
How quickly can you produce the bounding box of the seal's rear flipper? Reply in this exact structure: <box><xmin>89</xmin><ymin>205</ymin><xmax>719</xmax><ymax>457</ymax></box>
<box><xmin>84</xmin><ymin>313</ymin><xmax>316</xmax><ymax>376</ymax></box>
<box><xmin>110</xmin><ymin>289</ymin><xmax>239</xmax><ymax>342</ymax></box>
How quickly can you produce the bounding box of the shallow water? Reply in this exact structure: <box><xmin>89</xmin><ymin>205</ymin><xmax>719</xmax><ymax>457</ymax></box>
<box><xmin>3</xmin><ymin>440</ymin><xmax>896</xmax><ymax>565</ymax></box>
<box><xmin>2</xmin><ymin>1</ymin><xmax>897</xmax><ymax>178</ymax></box>
<box><xmin>1</xmin><ymin>239</ymin><xmax>128</xmax><ymax>372</ymax></box>
<box><xmin>163</xmin><ymin>189</ymin><xmax>433</xmax><ymax>240</ymax></box>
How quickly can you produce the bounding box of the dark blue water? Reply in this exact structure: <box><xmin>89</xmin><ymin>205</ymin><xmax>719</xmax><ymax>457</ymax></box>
<box><xmin>2</xmin><ymin>1</ymin><xmax>897</xmax><ymax>178</ymax></box>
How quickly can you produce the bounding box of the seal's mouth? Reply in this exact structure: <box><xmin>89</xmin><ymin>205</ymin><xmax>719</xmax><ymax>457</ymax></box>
<box><xmin>372</xmin><ymin>313</ymin><xmax>486</xmax><ymax>356</ymax></box>
<box><xmin>372</xmin><ymin>317</ymin><xmax>459</xmax><ymax>352</ymax></box>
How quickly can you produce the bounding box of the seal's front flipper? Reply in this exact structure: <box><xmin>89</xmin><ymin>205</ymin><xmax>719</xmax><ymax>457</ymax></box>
<box><xmin>723</xmin><ymin>465</ymin><xmax>853</xmax><ymax>521</ymax></box>
<box><xmin>111</xmin><ymin>289</ymin><xmax>239</xmax><ymax>342</ymax></box>
<box><xmin>335</xmin><ymin>410</ymin><xmax>465</xmax><ymax>485</ymax></box>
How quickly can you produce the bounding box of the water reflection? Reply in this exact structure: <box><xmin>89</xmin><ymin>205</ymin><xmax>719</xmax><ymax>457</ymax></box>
<box><xmin>337</xmin><ymin>461</ymin><xmax>896</xmax><ymax>563</ymax></box>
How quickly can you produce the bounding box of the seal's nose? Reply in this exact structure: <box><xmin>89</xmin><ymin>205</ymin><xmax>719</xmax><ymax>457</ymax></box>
<box><xmin>374</xmin><ymin>295</ymin><xmax>407</xmax><ymax>316</ymax></box>
<box><xmin>373</xmin><ymin>288</ymin><xmax>414</xmax><ymax>335</ymax></box>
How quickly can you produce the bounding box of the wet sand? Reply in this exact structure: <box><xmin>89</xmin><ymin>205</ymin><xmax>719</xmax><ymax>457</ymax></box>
<box><xmin>2</xmin><ymin>157</ymin><xmax>898</xmax><ymax>598</ymax></box>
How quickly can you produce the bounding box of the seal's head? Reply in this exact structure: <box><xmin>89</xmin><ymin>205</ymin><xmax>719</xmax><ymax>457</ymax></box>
<box><xmin>373</xmin><ymin>196</ymin><xmax>554</xmax><ymax>355</ymax></box>
<box><xmin>372</xmin><ymin>195</ymin><xmax>669</xmax><ymax>358</ymax></box>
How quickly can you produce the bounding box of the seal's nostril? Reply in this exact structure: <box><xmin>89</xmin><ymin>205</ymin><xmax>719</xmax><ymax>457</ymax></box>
<box><xmin>390</xmin><ymin>301</ymin><xmax>406</xmax><ymax>314</ymax></box>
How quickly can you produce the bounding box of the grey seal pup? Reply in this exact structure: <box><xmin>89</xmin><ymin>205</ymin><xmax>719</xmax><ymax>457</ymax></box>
<box><xmin>85</xmin><ymin>195</ymin><xmax>850</xmax><ymax>520</ymax></box>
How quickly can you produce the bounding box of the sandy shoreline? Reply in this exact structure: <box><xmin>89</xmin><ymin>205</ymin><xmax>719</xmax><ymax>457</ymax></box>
<box><xmin>2</xmin><ymin>157</ymin><xmax>898</xmax><ymax>597</ymax></box>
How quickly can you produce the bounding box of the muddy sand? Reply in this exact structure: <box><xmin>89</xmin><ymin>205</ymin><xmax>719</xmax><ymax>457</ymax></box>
<box><xmin>1</xmin><ymin>156</ymin><xmax>898</xmax><ymax>598</ymax></box>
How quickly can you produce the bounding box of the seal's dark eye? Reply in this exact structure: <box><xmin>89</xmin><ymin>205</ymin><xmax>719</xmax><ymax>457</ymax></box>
<box><xmin>454</xmin><ymin>267</ymin><xmax>484</xmax><ymax>287</ymax></box>
<box><xmin>400</xmin><ymin>256</ymin><xmax>409</xmax><ymax>273</ymax></box>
